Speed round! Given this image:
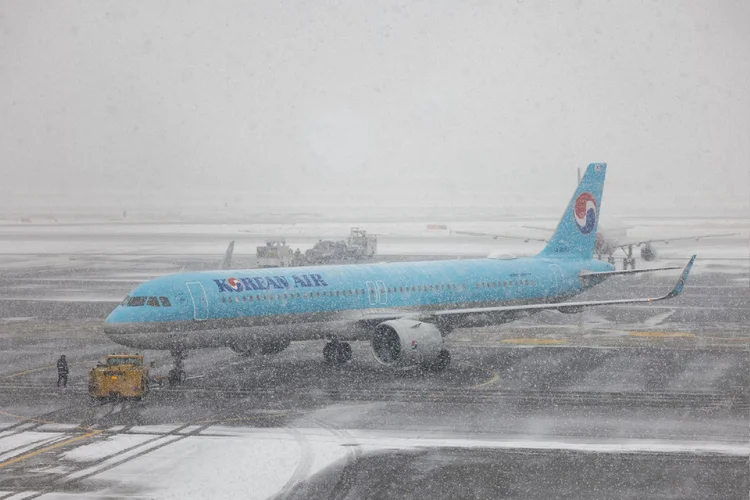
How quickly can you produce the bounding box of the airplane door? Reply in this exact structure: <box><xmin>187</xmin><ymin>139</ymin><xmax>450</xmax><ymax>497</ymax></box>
<box><xmin>548</xmin><ymin>264</ymin><xmax>564</xmax><ymax>292</ymax></box>
<box><xmin>185</xmin><ymin>282</ymin><xmax>209</xmax><ymax>320</ymax></box>
<box><xmin>366</xmin><ymin>281</ymin><xmax>378</xmax><ymax>306</ymax></box>
<box><xmin>376</xmin><ymin>280</ymin><xmax>388</xmax><ymax>305</ymax></box>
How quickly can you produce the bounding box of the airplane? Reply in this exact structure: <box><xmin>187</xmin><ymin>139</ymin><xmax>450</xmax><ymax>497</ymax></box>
<box><xmin>104</xmin><ymin>163</ymin><xmax>696</xmax><ymax>382</ymax></box>
<box><xmin>453</xmin><ymin>169</ymin><xmax>731</xmax><ymax>269</ymax></box>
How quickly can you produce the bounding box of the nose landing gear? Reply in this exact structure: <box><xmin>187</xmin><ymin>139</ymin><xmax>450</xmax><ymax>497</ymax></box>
<box><xmin>168</xmin><ymin>350</ymin><xmax>187</xmax><ymax>385</ymax></box>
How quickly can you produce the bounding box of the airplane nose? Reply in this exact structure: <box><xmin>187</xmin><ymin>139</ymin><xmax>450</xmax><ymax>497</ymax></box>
<box><xmin>104</xmin><ymin>306</ymin><xmax>132</xmax><ymax>339</ymax></box>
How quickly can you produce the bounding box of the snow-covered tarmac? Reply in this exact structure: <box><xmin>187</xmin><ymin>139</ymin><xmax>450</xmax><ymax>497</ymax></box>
<box><xmin>0</xmin><ymin>217</ymin><xmax>747</xmax><ymax>499</ymax></box>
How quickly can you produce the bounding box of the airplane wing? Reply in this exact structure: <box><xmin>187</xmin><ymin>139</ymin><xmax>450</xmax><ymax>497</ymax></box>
<box><xmin>358</xmin><ymin>255</ymin><xmax>695</xmax><ymax>326</ymax></box>
<box><xmin>616</xmin><ymin>233</ymin><xmax>736</xmax><ymax>249</ymax></box>
<box><xmin>578</xmin><ymin>265</ymin><xmax>681</xmax><ymax>277</ymax></box>
<box><xmin>451</xmin><ymin>230</ymin><xmax>549</xmax><ymax>243</ymax></box>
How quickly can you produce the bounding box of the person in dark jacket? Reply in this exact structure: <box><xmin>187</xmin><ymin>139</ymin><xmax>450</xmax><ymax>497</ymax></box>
<box><xmin>57</xmin><ymin>355</ymin><xmax>69</xmax><ymax>387</ymax></box>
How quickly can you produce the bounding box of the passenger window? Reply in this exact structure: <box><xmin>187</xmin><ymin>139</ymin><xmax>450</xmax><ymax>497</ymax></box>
<box><xmin>159</xmin><ymin>297</ymin><xmax>171</xmax><ymax>307</ymax></box>
<box><xmin>127</xmin><ymin>296</ymin><xmax>147</xmax><ymax>307</ymax></box>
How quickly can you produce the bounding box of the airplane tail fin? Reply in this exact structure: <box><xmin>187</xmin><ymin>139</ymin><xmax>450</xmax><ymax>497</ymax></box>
<box><xmin>537</xmin><ymin>163</ymin><xmax>606</xmax><ymax>260</ymax></box>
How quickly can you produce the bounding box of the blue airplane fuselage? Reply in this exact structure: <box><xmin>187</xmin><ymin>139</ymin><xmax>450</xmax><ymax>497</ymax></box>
<box><xmin>104</xmin><ymin>256</ymin><xmax>613</xmax><ymax>350</ymax></box>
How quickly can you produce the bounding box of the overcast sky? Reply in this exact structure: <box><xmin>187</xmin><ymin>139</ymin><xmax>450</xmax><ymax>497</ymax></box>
<box><xmin>1</xmin><ymin>0</ymin><xmax>748</xmax><ymax>218</ymax></box>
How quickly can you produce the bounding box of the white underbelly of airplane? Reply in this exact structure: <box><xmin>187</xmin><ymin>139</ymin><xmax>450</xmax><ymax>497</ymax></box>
<box><xmin>105</xmin><ymin>316</ymin><xmax>374</xmax><ymax>351</ymax></box>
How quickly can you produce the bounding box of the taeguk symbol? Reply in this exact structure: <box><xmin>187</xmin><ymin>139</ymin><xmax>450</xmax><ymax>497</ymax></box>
<box><xmin>227</xmin><ymin>277</ymin><xmax>243</xmax><ymax>291</ymax></box>
<box><xmin>573</xmin><ymin>192</ymin><xmax>597</xmax><ymax>234</ymax></box>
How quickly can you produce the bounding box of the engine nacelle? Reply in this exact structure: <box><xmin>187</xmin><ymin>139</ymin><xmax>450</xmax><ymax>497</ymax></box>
<box><xmin>557</xmin><ymin>305</ymin><xmax>584</xmax><ymax>314</ymax></box>
<box><xmin>229</xmin><ymin>336</ymin><xmax>291</xmax><ymax>357</ymax></box>
<box><xmin>371</xmin><ymin>319</ymin><xmax>443</xmax><ymax>368</ymax></box>
<box><xmin>640</xmin><ymin>243</ymin><xmax>657</xmax><ymax>261</ymax></box>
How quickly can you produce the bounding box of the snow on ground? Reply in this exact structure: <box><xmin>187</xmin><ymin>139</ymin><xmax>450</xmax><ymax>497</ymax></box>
<box><xmin>62</xmin><ymin>434</ymin><xmax>156</xmax><ymax>463</ymax></box>
<box><xmin>0</xmin><ymin>422</ymin><xmax>744</xmax><ymax>499</ymax></box>
<box><xmin>0</xmin><ymin>432</ymin><xmax>60</xmax><ymax>462</ymax></box>
<box><xmin>63</xmin><ymin>432</ymin><xmax>300</xmax><ymax>500</ymax></box>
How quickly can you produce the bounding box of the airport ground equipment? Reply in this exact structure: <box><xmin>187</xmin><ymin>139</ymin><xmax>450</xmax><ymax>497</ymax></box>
<box><xmin>88</xmin><ymin>354</ymin><xmax>149</xmax><ymax>400</ymax></box>
<box><xmin>256</xmin><ymin>239</ymin><xmax>294</xmax><ymax>268</ymax></box>
<box><xmin>304</xmin><ymin>227</ymin><xmax>377</xmax><ymax>264</ymax></box>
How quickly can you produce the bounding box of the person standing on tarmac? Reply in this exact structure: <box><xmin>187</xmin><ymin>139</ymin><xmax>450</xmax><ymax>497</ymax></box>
<box><xmin>57</xmin><ymin>354</ymin><xmax>69</xmax><ymax>387</ymax></box>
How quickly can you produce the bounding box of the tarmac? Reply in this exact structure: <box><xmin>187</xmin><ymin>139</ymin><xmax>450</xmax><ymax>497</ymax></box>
<box><xmin>0</xmin><ymin>224</ymin><xmax>747</xmax><ymax>499</ymax></box>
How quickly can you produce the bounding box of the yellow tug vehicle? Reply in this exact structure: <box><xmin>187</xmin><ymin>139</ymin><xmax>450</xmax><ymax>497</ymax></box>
<box><xmin>88</xmin><ymin>354</ymin><xmax>149</xmax><ymax>400</ymax></box>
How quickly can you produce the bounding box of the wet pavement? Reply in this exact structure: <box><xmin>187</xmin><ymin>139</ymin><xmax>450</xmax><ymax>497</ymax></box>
<box><xmin>0</xmin><ymin>248</ymin><xmax>748</xmax><ymax>499</ymax></box>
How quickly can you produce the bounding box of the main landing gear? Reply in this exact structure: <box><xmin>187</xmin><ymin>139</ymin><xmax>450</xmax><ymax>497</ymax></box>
<box><xmin>323</xmin><ymin>339</ymin><xmax>352</xmax><ymax>365</ymax></box>
<box><xmin>168</xmin><ymin>350</ymin><xmax>187</xmax><ymax>385</ymax></box>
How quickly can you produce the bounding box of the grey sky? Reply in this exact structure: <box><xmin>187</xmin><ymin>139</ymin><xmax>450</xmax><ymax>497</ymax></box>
<box><xmin>1</xmin><ymin>0</ymin><xmax>748</xmax><ymax>217</ymax></box>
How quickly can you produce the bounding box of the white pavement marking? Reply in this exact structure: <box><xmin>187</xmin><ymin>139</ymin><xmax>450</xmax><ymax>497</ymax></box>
<box><xmin>62</xmin><ymin>435</ymin><xmax>182</xmax><ymax>481</ymax></box>
<box><xmin>127</xmin><ymin>425</ymin><xmax>182</xmax><ymax>435</ymax></box>
<box><xmin>2</xmin><ymin>491</ymin><xmax>40</xmax><ymax>500</ymax></box>
<box><xmin>176</xmin><ymin>425</ymin><xmax>202</xmax><ymax>434</ymax></box>
<box><xmin>0</xmin><ymin>433</ymin><xmax>59</xmax><ymax>460</ymax></box>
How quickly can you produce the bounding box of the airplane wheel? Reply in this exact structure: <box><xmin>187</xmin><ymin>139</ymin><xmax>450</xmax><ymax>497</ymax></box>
<box><xmin>323</xmin><ymin>342</ymin><xmax>335</xmax><ymax>363</ymax></box>
<box><xmin>324</xmin><ymin>341</ymin><xmax>351</xmax><ymax>364</ymax></box>
<box><xmin>168</xmin><ymin>369</ymin><xmax>186</xmax><ymax>385</ymax></box>
<box><xmin>426</xmin><ymin>349</ymin><xmax>451</xmax><ymax>372</ymax></box>
<box><xmin>337</xmin><ymin>342</ymin><xmax>352</xmax><ymax>363</ymax></box>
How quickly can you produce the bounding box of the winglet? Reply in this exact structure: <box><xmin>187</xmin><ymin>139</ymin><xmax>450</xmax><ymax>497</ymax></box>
<box><xmin>219</xmin><ymin>241</ymin><xmax>235</xmax><ymax>270</ymax></box>
<box><xmin>663</xmin><ymin>254</ymin><xmax>696</xmax><ymax>299</ymax></box>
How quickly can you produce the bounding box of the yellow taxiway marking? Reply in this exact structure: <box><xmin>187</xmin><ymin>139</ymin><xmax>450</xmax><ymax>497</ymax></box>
<box><xmin>0</xmin><ymin>430</ymin><xmax>102</xmax><ymax>469</ymax></box>
<box><xmin>4</xmin><ymin>360</ymin><xmax>94</xmax><ymax>380</ymax></box>
<box><xmin>0</xmin><ymin>409</ymin><xmax>62</xmax><ymax>427</ymax></box>
<box><xmin>472</xmin><ymin>370</ymin><xmax>500</xmax><ymax>389</ymax></box>
<box><xmin>4</xmin><ymin>365</ymin><xmax>56</xmax><ymax>379</ymax></box>
<box><xmin>461</xmin><ymin>362</ymin><xmax>500</xmax><ymax>389</ymax></box>
<box><xmin>628</xmin><ymin>332</ymin><xmax>696</xmax><ymax>338</ymax></box>
<box><xmin>500</xmin><ymin>338</ymin><xmax>568</xmax><ymax>345</ymax></box>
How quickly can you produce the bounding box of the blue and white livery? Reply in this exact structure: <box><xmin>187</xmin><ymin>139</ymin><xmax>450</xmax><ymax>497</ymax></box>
<box><xmin>104</xmin><ymin>164</ymin><xmax>696</xmax><ymax>376</ymax></box>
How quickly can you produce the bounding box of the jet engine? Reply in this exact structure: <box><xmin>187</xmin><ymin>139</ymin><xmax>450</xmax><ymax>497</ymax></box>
<box><xmin>640</xmin><ymin>243</ymin><xmax>657</xmax><ymax>261</ymax></box>
<box><xmin>371</xmin><ymin>319</ymin><xmax>450</xmax><ymax>371</ymax></box>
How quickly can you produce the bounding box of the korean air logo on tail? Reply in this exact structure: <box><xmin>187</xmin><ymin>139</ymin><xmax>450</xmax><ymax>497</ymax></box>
<box><xmin>573</xmin><ymin>192</ymin><xmax>597</xmax><ymax>234</ymax></box>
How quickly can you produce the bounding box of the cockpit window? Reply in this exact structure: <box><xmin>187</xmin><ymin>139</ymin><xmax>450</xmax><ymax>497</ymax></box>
<box><xmin>126</xmin><ymin>296</ymin><xmax>147</xmax><ymax>307</ymax></box>
<box><xmin>146</xmin><ymin>296</ymin><xmax>160</xmax><ymax>307</ymax></box>
<box><xmin>121</xmin><ymin>295</ymin><xmax>130</xmax><ymax>306</ymax></box>
<box><xmin>159</xmin><ymin>296</ymin><xmax>171</xmax><ymax>307</ymax></box>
